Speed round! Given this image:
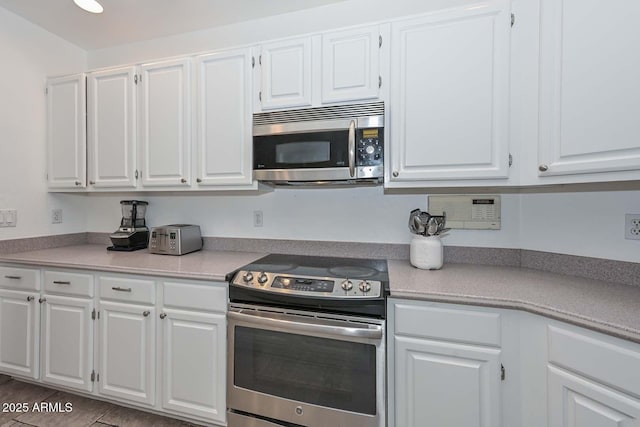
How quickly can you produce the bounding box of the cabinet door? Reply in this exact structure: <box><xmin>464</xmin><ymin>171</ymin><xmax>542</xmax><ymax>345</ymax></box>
<box><xmin>160</xmin><ymin>309</ymin><xmax>225</xmax><ymax>424</ymax></box>
<box><xmin>538</xmin><ymin>0</ymin><xmax>640</xmax><ymax>176</ymax></box>
<box><xmin>389</xmin><ymin>1</ymin><xmax>511</xmax><ymax>182</ymax></box>
<box><xmin>46</xmin><ymin>74</ymin><xmax>86</xmax><ymax>189</ymax></box>
<box><xmin>98</xmin><ymin>301</ymin><xmax>155</xmax><ymax>405</ymax></box>
<box><xmin>139</xmin><ymin>58</ymin><xmax>191</xmax><ymax>188</ymax></box>
<box><xmin>322</xmin><ymin>26</ymin><xmax>380</xmax><ymax>104</ymax></box>
<box><xmin>87</xmin><ymin>66</ymin><xmax>138</xmax><ymax>188</ymax></box>
<box><xmin>41</xmin><ymin>295</ymin><xmax>93</xmax><ymax>392</ymax></box>
<box><xmin>548</xmin><ymin>365</ymin><xmax>640</xmax><ymax>426</ymax></box>
<box><xmin>195</xmin><ymin>49</ymin><xmax>253</xmax><ymax>186</ymax></box>
<box><xmin>394</xmin><ymin>336</ymin><xmax>501</xmax><ymax>427</ymax></box>
<box><xmin>260</xmin><ymin>37</ymin><xmax>313</xmax><ymax>110</ymax></box>
<box><xmin>0</xmin><ymin>289</ymin><xmax>39</xmax><ymax>379</ymax></box>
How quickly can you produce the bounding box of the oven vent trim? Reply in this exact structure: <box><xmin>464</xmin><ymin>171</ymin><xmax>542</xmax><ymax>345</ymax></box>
<box><xmin>253</xmin><ymin>101</ymin><xmax>384</xmax><ymax>126</ymax></box>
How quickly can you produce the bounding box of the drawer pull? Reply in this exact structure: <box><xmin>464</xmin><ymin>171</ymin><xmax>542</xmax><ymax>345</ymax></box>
<box><xmin>143</xmin><ymin>311</ymin><xmax>150</xmax><ymax>317</ymax></box>
<box><xmin>160</xmin><ymin>313</ymin><xmax>167</xmax><ymax>319</ymax></box>
<box><xmin>4</xmin><ymin>275</ymin><xmax>22</xmax><ymax>280</ymax></box>
<box><xmin>39</xmin><ymin>297</ymin><xmax>46</xmax><ymax>304</ymax></box>
<box><xmin>53</xmin><ymin>280</ymin><xmax>71</xmax><ymax>285</ymax></box>
<box><xmin>112</xmin><ymin>286</ymin><xmax>132</xmax><ymax>292</ymax></box>
<box><xmin>27</xmin><ymin>296</ymin><xmax>34</xmax><ymax>302</ymax></box>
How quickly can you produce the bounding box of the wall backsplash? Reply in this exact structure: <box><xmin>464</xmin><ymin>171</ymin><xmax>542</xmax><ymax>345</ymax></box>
<box><xmin>81</xmin><ymin>188</ymin><xmax>640</xmax><ymax>263</ymax></box>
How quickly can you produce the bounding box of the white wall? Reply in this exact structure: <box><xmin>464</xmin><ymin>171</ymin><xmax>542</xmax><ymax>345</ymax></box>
<box><xmin>84</xmin><ymin>189</ymin><xmax>522</xmax><ymax>248</ymax></box>
<box><xmin>0</xmin><ymin>7</ymin><xmax>87</xmax><ymax>240</ymax></box>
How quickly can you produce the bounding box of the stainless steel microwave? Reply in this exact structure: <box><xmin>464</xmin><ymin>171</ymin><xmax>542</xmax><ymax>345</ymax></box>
<box><xmin>253</xmin><ymin>102</ymin><xmax>384</xmax><ymax>185</ymax></box>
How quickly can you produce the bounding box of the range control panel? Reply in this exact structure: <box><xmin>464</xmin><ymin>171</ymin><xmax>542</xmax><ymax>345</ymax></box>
<box><xmin>232</xmin><ymin>271</ymin><xmax>382</xmax><ymax>299</ymax></box>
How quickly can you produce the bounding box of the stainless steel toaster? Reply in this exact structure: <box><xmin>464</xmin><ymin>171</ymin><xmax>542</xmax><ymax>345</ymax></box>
<box><xmin>149</xmin><ymin>224</ymin><xmax>203</xmax><ymax>255</ymax></box>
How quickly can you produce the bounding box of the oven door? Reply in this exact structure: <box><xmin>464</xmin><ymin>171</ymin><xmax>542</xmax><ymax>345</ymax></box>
<box><xmin>227</xmin><ymin>304</ymin><xmax>385</xmax><ymax>427</ymax></box>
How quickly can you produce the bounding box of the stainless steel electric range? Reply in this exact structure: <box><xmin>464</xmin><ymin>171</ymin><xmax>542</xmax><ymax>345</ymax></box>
<box><xmin>226</xmin><ymin>254</ymin><xmax>389</xmax><ymax>427</ymax></box>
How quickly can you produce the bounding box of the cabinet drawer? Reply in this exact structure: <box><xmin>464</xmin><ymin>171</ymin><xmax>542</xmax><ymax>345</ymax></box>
<box><xmin>393</xmin><ymin>301</ymin><xmax>501</xmax><ymax>347</ymax></box>
<box><xmin>0</xmin><ymin>266</ymin><xmax>40</xmax><ymax>291</ymax></box>
<box><xmin>162</xmin><ymin>281</ymin><xmax>226</xmax><ymax>313</ymax></box>
<box><xmin>99</xmin><ymin>276</ymin><xmax>155</xmax><ymax>304</ymax></box>
<box><xmin>44</xmin><ymin>270</ymin><xmax>93</xmax><ymax>297</ymax></box>
<box><xmin>548</xmin><ymin>325</ymin><xmax>640</xmax><ymax>397</ymax></box>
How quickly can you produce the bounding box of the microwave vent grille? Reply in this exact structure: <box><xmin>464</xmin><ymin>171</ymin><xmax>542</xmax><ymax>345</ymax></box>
<box><xmin>253</xmin><ymin>101</ymin><xmax>384</xmax><ymax>126</ymax></box>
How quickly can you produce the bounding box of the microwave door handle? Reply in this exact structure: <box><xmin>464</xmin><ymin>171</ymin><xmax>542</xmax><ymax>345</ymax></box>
<box><xmin>348</xmin><ymin>119</ymin><xmax>356</xmax><ymax>177</ymax></box>
<box><xmin>227</xmin><ymin>310</ymin><xmax>383</xmax><ymax>340</ymax></box>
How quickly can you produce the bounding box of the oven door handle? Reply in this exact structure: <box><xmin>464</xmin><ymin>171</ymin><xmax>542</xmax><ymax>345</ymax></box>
<box><xmin>228</xmin><ymin>310</ymin><xmax>383</xmax><ymax>340</ymax></box>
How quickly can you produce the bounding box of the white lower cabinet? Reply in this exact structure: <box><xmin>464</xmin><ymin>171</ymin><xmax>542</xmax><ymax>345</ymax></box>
<box><xmin>548</xmin><ymin>365</ymin><xmax>640</xmax><ymax>427</ymax></box>
<box><xmin>0</xmin><ymin>289</ymin><xmax>40</xmax><ymax>379</ymax></box>
<box><xmin>40</xmin><ymin>295</ymin><xmax>93</xmax><ymax>391</ymax></box>
<box><xmin>98</xmin><ymin>300</ymin><xmax>156</xmax><ymax>406</ymax></box>
<box><xmin>389</xmin><ymin>299</ymin><xmax>503</xmax><ymax>427</ymax></box>
<box><xmin>160</xmin><ymin>308</ymin><xmax>226</xmax><ymax>423</ymax></box>
<box><xmin>394</xmin><ymin>336</ymin><xmax>501</xmax><ymax>427</ymax></box>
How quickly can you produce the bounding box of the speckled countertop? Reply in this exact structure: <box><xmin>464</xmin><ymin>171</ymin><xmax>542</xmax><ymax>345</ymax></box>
<box><xmin>0</xmin><ymin>244</ymin><xmax>265</xmax><ymax>282</ymax></box>
<box><xmin>1</xmin><ymin>245</ymin><xmax>639</xmax><ymax>344</ymax></box>
<box><xmin>389</xmin><ymin>260</ymin><xmax>640</xmax><ymax>344</ymax></box>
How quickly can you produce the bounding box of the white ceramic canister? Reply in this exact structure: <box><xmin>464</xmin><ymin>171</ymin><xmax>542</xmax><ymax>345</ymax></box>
<box><xmin>410</xmin><ymin>235</ymin><xmax>443</xmax><ymax>270</ymax></box>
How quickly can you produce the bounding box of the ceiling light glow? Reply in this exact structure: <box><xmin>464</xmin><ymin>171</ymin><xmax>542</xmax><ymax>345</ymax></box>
<box><xmin>73</xmin><ymin>0</ymin><xmax>104</xmax><ymax>14</ymax></box>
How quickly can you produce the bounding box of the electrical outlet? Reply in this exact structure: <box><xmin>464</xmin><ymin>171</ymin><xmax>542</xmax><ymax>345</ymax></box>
<box><xmin>625</xmin><ymin>214</ymin><xmax>640</xmax><ymax>240</ymax></box>
<box><xmin>52</xmin><ymin>209</ymin><xmax>63</xmax><ymax>224</ymax></box>
<box><xmin>253</xmin><ymin>210</ymin><xmax>263</xmax><ymax>227</ymax></box>
<box><xmin>4</xmin><ymin>210</ymin><xmax>17</xmax><ymax>227</ymax></box>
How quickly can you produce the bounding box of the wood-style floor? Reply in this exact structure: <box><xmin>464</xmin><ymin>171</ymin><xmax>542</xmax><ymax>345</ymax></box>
<box><xmin>0</xmin><ymin>375</ymin><xmax>198</xmax><ymax>427</ymax></box>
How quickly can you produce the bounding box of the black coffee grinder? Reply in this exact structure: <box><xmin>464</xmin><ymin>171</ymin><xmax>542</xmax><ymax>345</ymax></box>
<box><xmin>108</xmin><ymin>200</ymin><xmax>149</xmax><ymax>251</ymax></box>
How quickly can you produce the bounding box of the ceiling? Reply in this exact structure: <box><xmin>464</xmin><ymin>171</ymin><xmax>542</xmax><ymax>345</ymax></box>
<box><xmin>0</xmin><ymin>0</ymin><xmax>348</xmax><ymax>50</ymax></box>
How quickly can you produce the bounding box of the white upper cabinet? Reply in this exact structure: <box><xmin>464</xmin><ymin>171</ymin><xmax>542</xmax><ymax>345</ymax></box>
<box><xmin>87</xmin><ymin>66</ymin><xmax>138</xmax><ymax>188</ymax></box>
<box><xmin>139</xmin><ymin>58</ymin><xmax>192</xmax><ymax>188</ymax></box>
<box><xmin>537</xmin><ymin>0</ymin><xmax>640</xmax><ymax>178</ymax></box>
<box><xmin>195</xmin><ymin>48</ymin><xmax>253</xmax><ymax>186</ymax></box>
<box><xmin>46</xmin><ymin>74</ymin><xmax>86</xmax><ymax>190</ymax></box>
<box><xmin>321</xmin><ymin>25</ymin><xmax>381</xmax><ymax>104</ymax></box>
<box><xmin>259</xmin><ymin>37</ymin><xmax>313</xmax><ymax>110</ymax></box>
<box><xmin>387</xmin><ymin>0</ymin><xmax>511</xmax><ymax>184</ymax></box>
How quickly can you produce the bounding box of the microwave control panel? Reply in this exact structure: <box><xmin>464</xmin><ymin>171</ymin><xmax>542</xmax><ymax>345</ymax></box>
<box><xmin>357</xmin><ymin>127</ymin><xmax>384</xmax><ymax>167</ymax></box>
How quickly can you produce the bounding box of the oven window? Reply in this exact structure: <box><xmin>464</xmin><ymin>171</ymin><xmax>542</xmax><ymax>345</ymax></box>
<box><xmin>275</xmin><ymin>141</ymin><xmax>330</xmax><ymax>164</ymax></box>
<box><xmin>234</xmin><ymin>326</ymin><xmax>377</xmax><ymax>415</ymax></box>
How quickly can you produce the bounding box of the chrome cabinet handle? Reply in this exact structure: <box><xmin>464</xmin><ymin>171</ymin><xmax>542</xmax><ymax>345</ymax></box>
<box><xmin>4</xmin><ymin>275</ymin><xmax>22</xmax><ymax>280</ymax></box>
<box><xmin>27</xmin><ymin>296</ymin><xmax>34</xmax><ymax>302</ymax></box>
<box><xmin>392</xmin><ymin>171</ymin><xmax>399</xmax><ymax>178</ymax></box>
<box><xmin>181</xmin><ymin>178</ymin><xmax>187</xmax><ymax>183</ymax></box>
<box><xmin>196</xmin><ymin>178</ymin><xmax>202</xmax><ymax>183</ymax></box>
<box><xmin>143</xmin><ymin>311</ymin><xmax>150</xmax><ymax>317</ymax></box>
<box><xmin>75</xmin><ymin>180</ymin><xmax>81</xmax><ymax>186</ymax></box>
<box><xmin>53</xmin><ymin>281</ymin><xmax>71</xmax><ymax>285</ymax></box>
<box><xmin>538</xmin><ymin>164</ymin><xmax>549</xmax><ymax>172</ymax></box>
<box><xmin>89</xmin><ymin>180</ymin><xmax>95</xmax><ymax>185</ymax></box>
<box><xmin>159</xmin><ymin>313</ymin><xmax>167</xmax><ymax>319</ymax></box>
<box><xmin>111</xmin><ymin>286</ymin><xmax>132</xmax><ymax>292</ymax></box>
<box><xmin>348</xmin><ymin>120</ymin><xmax>356</xmax><ymax>178</ymax></box>
<box><xmin>39</xmin><ymin>297</ymin><xmax>46</xmax><ymax>304</ymax></box>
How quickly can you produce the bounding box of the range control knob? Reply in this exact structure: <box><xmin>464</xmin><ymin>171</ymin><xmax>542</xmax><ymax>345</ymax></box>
<box><xmin>257</xmin><ymin>272</ymin><xmax>269</xmax><ymax>285</ymax></box>
<box><xmin>359</xmin><ymin>280</ymin><xmax>372</xmax><ymax>293</ymax></box>
<box><xmin>341</xmin><ymin>279</ymin><xmax>353</xmax><ymax>291</ymax></box>
<box><xmin>242</xmin><ymin>272</ymin><xmax>254</xmax><ymax>283</ymax></box>
<box><xmin>365</xmin><ymin>145</ymin><xmax>375</xmax><ymax>155</ymax></box>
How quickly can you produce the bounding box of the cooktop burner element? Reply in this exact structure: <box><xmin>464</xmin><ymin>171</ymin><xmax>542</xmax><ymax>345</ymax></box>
<box><xmin>228</xmin><ymin>253</ymin><xmax>390</xmax><ymax>318</ymax></box>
